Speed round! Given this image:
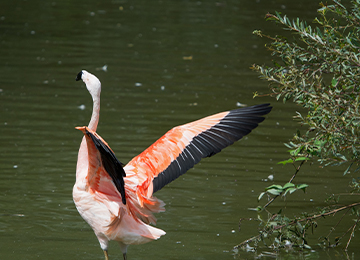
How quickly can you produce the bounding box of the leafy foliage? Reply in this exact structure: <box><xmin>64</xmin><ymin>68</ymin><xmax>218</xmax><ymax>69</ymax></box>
<box><xmin>258</xmin><ymin>183</ymin><xmax>308</xmax><ymax>201</ymax></box>
<box><xmin>236</xmin><ymin>0</ymin><xmax>360</xmax><ymax>254</ymax></box>
<box><xmin>253</xmin><ymin>1</ymin><xmax>360</xmax><ymax>169</ymax></box>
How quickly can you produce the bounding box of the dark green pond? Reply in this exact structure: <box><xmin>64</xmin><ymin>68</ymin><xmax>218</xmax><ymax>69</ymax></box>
<box><xmin>1</xmin><ymin>0</ymin><xmax>358</xmax><ymax>259</ymax></box>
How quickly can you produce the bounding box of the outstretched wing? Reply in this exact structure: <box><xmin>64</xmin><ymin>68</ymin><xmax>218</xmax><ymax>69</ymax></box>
<box><xmin>84</xmin><ymin>127</ymin><xmax>127</xmax><ymax>205</ymax></box>
<box><xmin>125</xmin><ymin>103</ymin><xmax>272</xmax><ymax>194</ymax></box>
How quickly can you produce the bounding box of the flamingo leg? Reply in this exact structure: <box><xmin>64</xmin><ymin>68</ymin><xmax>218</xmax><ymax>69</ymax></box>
<box><xmin>104</xmin><ymin>250</ymin><xmax>109</xmax><ymax>260</ymax></box>
<box><xmin>123</xmin><ymin>253</ymin><xmax>127</xmax><ymax>260</ymax></box>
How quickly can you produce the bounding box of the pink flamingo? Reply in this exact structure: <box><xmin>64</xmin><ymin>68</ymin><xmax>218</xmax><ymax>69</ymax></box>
<box><xmin>73</xmin><ymin>70</ymin><xmax>271</xmax><ymax>260</ymax></box>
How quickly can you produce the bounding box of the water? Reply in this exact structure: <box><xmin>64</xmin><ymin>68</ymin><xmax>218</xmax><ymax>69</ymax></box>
<box><xmin>1</xmin><ymin>0</ymin><xmax>358</xmax><ymax>259</ymax></box>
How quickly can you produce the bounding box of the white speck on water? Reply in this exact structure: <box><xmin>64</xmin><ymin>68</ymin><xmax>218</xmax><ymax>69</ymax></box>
<box><xmin>30</xmin><ymin>30</ymin><xmax>35</xmax><ymax>35</ymax></box>
<box><xmin>214</xmin><ymin>44</ymin><xmax>219</xmax><ymax>48</ymax></box>
<box><xmin>236</xmin><ymin>102</ymin><xmax>247</xmax><ymax>107</ymax></box>
<box><xmin>222</xmin><ymin>202</ymin><xmax>226</xmax><ymax>205</ymax></box>
<box><xmin>217</xmin><ymin>234</ymin><xmax>220</xmax><ymax>236</ymax></box>
<box><xmin>268</xmin><ymin>174</ymin><xmax>274</xmax><ymax>181</ymax></box>
<box><xmin>78</xmin><ymin>104</ymin><xmax>86</xmax><ymax>110</ymax></box>
<box><xmin>135</xmin><ymin>82</ymin><xmax>142</xmax><ymax>87</ymax></box>
<box><xmin>310</xmin><ymin>198</ymin><xmax>313</xmax><ymax>202</ymax></box>
<box><xmin>161</xmin><ymin>86</ymin><xmax>165</xmax><ymax>90</ymax></box>
<box><xmin>96</xmin><ymin>65</ymin><xmax>108</xmax><ymax>72</ymax></box>
<box><xmin>176</xmin><ymin>241</ymin><xmax>181</xmax><ymax>244</ymax></box>
<box><xmin>231</xmin><ymin>230</ymin><xmax>236</xmax><ymax>233</ymax></box>
<box><xmin>13</xmin><ymin>165</ymin><xmax>18</xmax><ymax>169</ymax></box>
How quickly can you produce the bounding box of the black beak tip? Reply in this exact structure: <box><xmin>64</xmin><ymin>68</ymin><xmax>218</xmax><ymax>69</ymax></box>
<box><xmin>75</xmin><ymin>71</ymin><xmax>83</xmax><ymax>81</ymax></box>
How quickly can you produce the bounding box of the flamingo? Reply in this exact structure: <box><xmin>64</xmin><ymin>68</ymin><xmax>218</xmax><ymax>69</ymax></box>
<box><xmin>73</xmin><ymin>70</ymin><xmax>272</xmax><ymax>260</ymax></box>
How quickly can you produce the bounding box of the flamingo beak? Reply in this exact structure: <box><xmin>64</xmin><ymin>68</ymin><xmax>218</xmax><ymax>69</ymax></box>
<box><xmin>76</xmin><ymin>71</ymin><xmax>83</xmax><ymax>81</ymax></box>
<box><xmin>75</xmin><ymin>126</ymin><xmax>87</xmax><ymax>134</ymax></box>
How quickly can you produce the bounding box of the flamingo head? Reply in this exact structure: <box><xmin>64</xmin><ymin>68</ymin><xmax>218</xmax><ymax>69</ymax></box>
<box><xmin>76</xmin><ymin>70</ymin><xmax>101</xmax><ymax>100</ymax></box>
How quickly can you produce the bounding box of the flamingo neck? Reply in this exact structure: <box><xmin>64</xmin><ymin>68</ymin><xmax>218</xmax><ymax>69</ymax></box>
<box><xmin>88</xmin><ymin>97</ymin><xmax>100</xmax><ymax>131</ymax></box>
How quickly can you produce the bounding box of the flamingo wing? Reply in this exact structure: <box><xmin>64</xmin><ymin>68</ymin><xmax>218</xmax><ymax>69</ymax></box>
<box><xmin>126</xmin><ymin>103</ymin><xmax>272</xmax><ymax>194</ymax></box>
<box><xmin>84</xmin><ymin>127</ymin><xmax>127</xmax><ymax>205</ymax></box>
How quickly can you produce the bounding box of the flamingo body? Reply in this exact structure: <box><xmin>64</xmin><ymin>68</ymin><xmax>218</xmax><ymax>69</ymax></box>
<box><xmin>73</xmin><ymin>70</ymin><xmax>272</xmax><ymax>259</ymax></box>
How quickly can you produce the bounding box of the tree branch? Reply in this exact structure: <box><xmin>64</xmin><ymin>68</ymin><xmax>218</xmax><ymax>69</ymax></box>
<box><xmin>263</xmin><ymin>157</ymin><xmax>307</xmax><ymax>209</ymax></box>
<box><xmin>234</xmin><ymin>202</ymin><xmax>360</xmax><ymax>249</ymax></box>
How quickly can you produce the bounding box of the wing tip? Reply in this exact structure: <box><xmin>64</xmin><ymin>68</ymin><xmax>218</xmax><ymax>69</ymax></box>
<box><xmin>152</xmin><ymin>103</ymin><xmax>272</xmax><ymax>193</ymax></box>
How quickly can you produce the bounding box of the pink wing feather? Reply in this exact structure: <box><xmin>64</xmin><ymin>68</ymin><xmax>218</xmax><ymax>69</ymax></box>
<box><xmin>126</xmin><ymin>104</ymin><xmax>272</xmax><ymax>196</ymax></box>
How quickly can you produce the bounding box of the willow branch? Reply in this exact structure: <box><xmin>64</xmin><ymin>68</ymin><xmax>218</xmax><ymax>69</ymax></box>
<box><xmin>234</xmin><ymin>202</ymin><xmax>360</xmax><ymax>249</ymax></box>
<box><xmin>345</xmin><ymin>215</ymin><xmax>359</xmax><ymax>251</ymax></box>
<box><xmin>263</xmin><ymin>157</ymin><xmax>307</xmax><ymax>209</ymax></box>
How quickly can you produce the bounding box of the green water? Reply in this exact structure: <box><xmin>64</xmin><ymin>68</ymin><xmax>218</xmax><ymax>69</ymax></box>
<box><xmin>1</xmin><ymin>0</ymin><xmax>358</xmax><ymax>259</ymax></box>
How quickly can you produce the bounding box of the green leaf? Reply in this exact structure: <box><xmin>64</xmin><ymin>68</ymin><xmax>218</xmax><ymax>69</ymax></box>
<box><xmin>296</xmin><ymin>184</ymin><xmax>308</xmax><ymax>189</ymax></box>
<box><xmin>296</xmin><ymin>222</ymin><xmax>304</xmax><ymax>233</ymax></box>
<box><xmin>284</xmin><ymin>143</ymin><xmax>295</xmax><ymax>149</ymax></box>
<box><xmin>283</xmin><ymin>183</ymin><xmax>295</xmax><ymax>189</ymax></box>
<box><xmin>278</xmin><ymin>159</ymin><xmax>294</xmax><ymax>165</ymax></box>
<box><xmin>289</xmin><ymin>188</ymin><xmax>298</xmax><ymax>194</ymax></box>
<box><xmin>258</xmin><ymin>192</ymin><xmax>266</xmax><ymax>201</ymax></box>
<box><xmin>266</xmin><ymin>184</ymin><xmax>283</xmax><ymax>190</ymax></box>
<box><xmin>295</xmin><ymin>157</ymin><xmax>309</xmax><ymax>161</ymax></box>
<box><xmin>248</xmin><ymin>206</ymin><xmax>263</xmax><ymax>212</ymax></box>
<box><xmin>267</xmin><ymin>188</ymin><xmax>282</xmax><ymax>196</ymax></box>
<box><xmin>334</xmin><ymin>153</ymin><xmax>347</xmax><ymax>161</ymax></box>
<box><xmin>296</xmin><ymin>184</ymin><xmax>309</xmax><ymax>192</ymax></box>
<box><xmin>303</xmin><ymin>244</ymin><xmax>312</xmax><ymax>249</ymax></box>
<box><xmin>284</xmin><ymin>187</ymin><xmax>297</xmax><ymax>196</ymax></box>
<box><xmin>291</xmin><ymin>147</ymin><xmax>303</xmax><ymax>156</ymax></box>
<box><xmin>273</xmin><ymin>60</ymin><xmax>282</xmax><ymax>68</ymax></box>
<box><xmin>343</xmin><ymin>162</ymin><xmax>353</xmax><ymax>176</ymax></box>
<box><xmin>331</xmin><ymin>78</ymin><xmax>337</xmax><ymax>87</ymax></box>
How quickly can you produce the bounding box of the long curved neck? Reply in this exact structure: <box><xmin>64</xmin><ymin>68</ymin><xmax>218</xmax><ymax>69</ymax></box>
<box><xmin>88</xmin><ymin>96</ymin><xmax>100</xmax><ymax>131</ymax></box>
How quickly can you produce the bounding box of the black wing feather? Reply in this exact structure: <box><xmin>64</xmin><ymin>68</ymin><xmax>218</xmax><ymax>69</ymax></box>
<box><xmin>85</xmin><ymin>129</ymin><xmax>127</xmax><ymax>205</ymax></box>
<box><xmin>152</xmin><ymin>103</ymin><xmax>272</xmax><ymax>193</ymax></box>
